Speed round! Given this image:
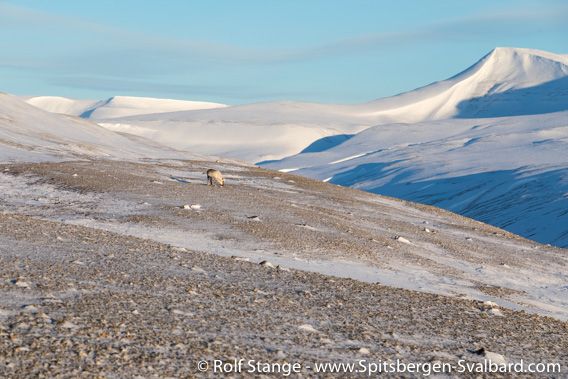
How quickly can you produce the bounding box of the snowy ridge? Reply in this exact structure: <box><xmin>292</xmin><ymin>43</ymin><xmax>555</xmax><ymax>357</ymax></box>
<box><xmin>0</xmin><ymin>93</ymin><xmax>215</xmax><ymax>162</ymax></box>
<box><xmin>23</xmin><ymin>95</ymin><xmax>227</xmax><ymax>119</ymax></box>
<box><xmin>19</xmin><ymin>95</ymin><xmax>100</xmax><ymax>117</ymax></box>
<box><xmin>91</xmin><ymin>100</ymin><xmax>372</xmax><ymax>163</ymax></box>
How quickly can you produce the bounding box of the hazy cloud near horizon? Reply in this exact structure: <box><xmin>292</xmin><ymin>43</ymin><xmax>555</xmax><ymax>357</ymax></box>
<box><xmin>1</xmin><ymin>1</ymin><xmax>567</xmax><ymax>102</ymax></box>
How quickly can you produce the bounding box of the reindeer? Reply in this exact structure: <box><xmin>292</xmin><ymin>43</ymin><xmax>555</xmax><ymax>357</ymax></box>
<box><xmin>206</xmin><ymin>169</ymin><xmax>225</xmax><ymax>187</ymax></box>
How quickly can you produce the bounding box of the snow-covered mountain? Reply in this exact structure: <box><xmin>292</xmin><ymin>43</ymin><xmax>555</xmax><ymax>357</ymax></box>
<box><xmin>23</xmin><ymin>47</ymin><xmax>568</xmax><ymax>162</ymax></box>
<box><xmin>83</xmin><ymin>100</ymin><xmax>372</xmax><ymax>163</ymax></box>
<box><xmin>21</xmin><ymin>95</ymin><xmax>227</xmax><ymax>119</ymax></box>
<box><xmin>14</xmin><ymin>47</ymin><xmax>568</xmax><ymax>248</ymax></box>
<box><xmin>0</xmin><ymin>93</ymin><xmax>219</xmax><ymax>162</ymax></box>
<box><xmin>18</xmin><ymin>96</ymin><xmax>100</xmax><ymax>118</ymax></box>
<box><xmin>263</xmin><ymin>47</ymin><xmax>568</xmax><ymax>247</ymax></box>
<box><xmin>350</xmin><ymin>47</ymin><xmax>568</xmax><ymax>121</ymax></box>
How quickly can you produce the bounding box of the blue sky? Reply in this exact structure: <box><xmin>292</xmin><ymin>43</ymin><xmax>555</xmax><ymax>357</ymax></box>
<box><xmin>1</xmin><ymin>0</ymin><xmax>567</xmax><ymax>104</ymax></box>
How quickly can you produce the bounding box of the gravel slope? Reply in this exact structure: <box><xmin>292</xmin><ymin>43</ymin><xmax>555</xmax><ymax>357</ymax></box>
<box><xmin>1</xmin><ymin>213</ymin><xmax>566</xmax><ymax>378</ymax></box>
<box><xmin>0</xmin><ymin>159</ymin><xmax>566</xmax><ymax>377</ymax></box>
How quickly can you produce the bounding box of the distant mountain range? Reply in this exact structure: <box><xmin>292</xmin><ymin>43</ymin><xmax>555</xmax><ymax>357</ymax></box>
<box><xmin>0</xmin><ymin>92</ymin><xmax>221</xmax><ymax>162</ymax></box>
<box><xmin>10</xmin><ymin>47</ymin><xmax>568</xmax><ymax>247</ymax></box>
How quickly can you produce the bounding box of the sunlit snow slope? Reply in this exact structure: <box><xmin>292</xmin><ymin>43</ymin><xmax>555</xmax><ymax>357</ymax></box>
<box><xmin>0</xmin><ymin>93</ymin><xmax>211</xmax><ymax>162</ymax></box>
<box><xmin>22</xmin><ymin>95</ymin><xmax>227</xmax><ymax>119</ymax></box>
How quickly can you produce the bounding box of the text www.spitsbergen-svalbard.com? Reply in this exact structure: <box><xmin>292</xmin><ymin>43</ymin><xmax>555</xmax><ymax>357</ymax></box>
<box><xmin>314</xmin><ymin>360</ymin><xmax>562</xmax><ymax>376</ymax></box>
<box><xmin>197</xmin><ymin>358</ymin><xmax>562</xmax><ymax>376</ymax></box>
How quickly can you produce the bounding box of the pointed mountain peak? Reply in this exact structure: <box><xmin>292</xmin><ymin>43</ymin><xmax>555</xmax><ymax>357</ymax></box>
<box><xmin>362</xmin><ymin>47</ymin><xmax>568</xmax><ymax>120</ymax></box>
<box><xmin>477</xmin><ymin>47</ymin><xmax>568</xmax><ymax>85</ymax></box>
<box><xmin>488</xmin><ymin>46</ymin><xmax>567</xmax><ymax>61</ymax></box>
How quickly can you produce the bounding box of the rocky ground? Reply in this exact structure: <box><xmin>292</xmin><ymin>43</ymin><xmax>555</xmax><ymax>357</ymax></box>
<box><xmin>0</xmin><ymin>159</ymin><xmax>566</xmax><ymax>377</ymax></box>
